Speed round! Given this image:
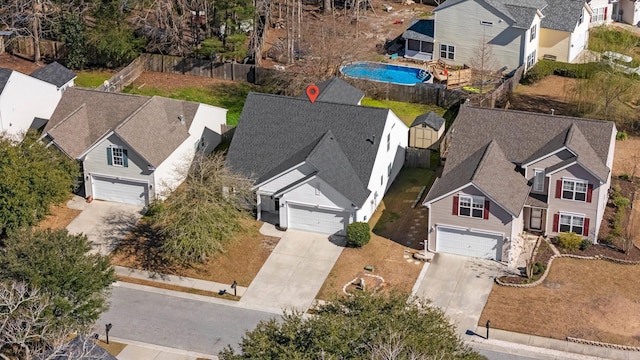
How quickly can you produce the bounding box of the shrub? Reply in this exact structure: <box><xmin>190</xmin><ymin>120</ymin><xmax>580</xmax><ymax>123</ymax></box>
<box><xmin>556</xmin><ymin>232</ymin><xmax>583</xmax><ymax>251</ymax></box>
<box><xmin>619</xmin><ymin>173</ymin><xmax>631</xmax><ymax>182</ymax></box>
<box><xmin>613</xmin><ymin>194</ymin><xmax>630</xmax><ymax>209</ymax></box>
<box><xmin>617</xmin><ymin>131</ymin><xmax>628</xmax><ymax>141</ymax></box>
<box><xmin>612</xmin><ymin>208</ymin><xmax>626</xmax><ymax>237</ymax></box>
<box><xmin>533</xmin><ymin>261</ymin><xmax>546</xmax><ymax>275</ymax></box>
<box><xmin>521</xmin><ymin>60</ymin><xmax>608</xmax><ymax>85</ymax></box>
<box><xmin>580</xmin><ymin>239</ymin><xmax>592</xmax><ymax>251</ymax></box>
<box><xmin>346</xmin><ymin>222</ymin><xmax>371</xmax><ymax>248</ymax></box>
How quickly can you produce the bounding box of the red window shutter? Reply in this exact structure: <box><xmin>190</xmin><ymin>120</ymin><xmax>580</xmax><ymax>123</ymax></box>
<box><xmin>555</xmin><ymin>180</ymin><xmax>562</xmax><ymax>198</ymax></box>
<box><xmin>484</xmin><ymin>200</ymin><xmax>490</xmax><ymax>219</ymax></box>
<box><xmin>583</xmin><ymin>218</ymin><xmax>590</xmax><ymax>236</ymax></box>
<box><xmin>604</xmin><ymin>6</ymin><xmax>608</xmax><ymax>20</ymax></box>
<box><xmin>553</xmin><ymin>214</ymin><xmax>559</xmax><ymax>232</ymax></box>
<box><xmin>587</xmin><ymin>184</ymin><xmax>593</xmax><ymax>203</ymax></box>
<box><xmin>452</xmin><ymin>196</ymin><xmax>459</xmax><ymax>215</ymax></box>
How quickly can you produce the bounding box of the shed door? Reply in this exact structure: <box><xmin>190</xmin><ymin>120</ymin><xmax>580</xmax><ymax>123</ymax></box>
<box><xmin>288</xmin><ymin>204</ymin><xmax>349</xmax><ymax>235</ymax></box>
<box><xmin>569</xmin><ymin>31</ymin><xmax>586</xmax><ymax>62</ymax></box>
<box><xmin>92</xmin><ymin>175</ymin><xmax>148</xmax><ymax>205</ymax></box>
<box><xmin>436</xmin><ymin>226</ymin><xmax>502</xmax><ymax>261</ymax></box>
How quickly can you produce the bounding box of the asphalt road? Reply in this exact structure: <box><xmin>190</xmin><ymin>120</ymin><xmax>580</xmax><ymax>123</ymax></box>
<box><xmin>96</xmin><ymin>285</ymin><xmax>279</xmax><ymax>356</ymax></box>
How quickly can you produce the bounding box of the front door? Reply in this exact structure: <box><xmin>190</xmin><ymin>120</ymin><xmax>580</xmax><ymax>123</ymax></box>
<box><xmin>530</xmin><ymin>208</ymin><xmax>542</xmax><ymax>231</ymax></box>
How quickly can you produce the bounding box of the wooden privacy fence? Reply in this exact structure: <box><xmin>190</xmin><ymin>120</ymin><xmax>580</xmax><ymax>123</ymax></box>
<box><xmin>97</xmin><ymin>55</ymin><xmax>147</xmax><ymax>92</ymax></box>
<box><xmin>482</xmin><ymin>65</ymin><xmax>525</xmax><ymax>108</ymax></box>
<box><xmin>143</xmin><ymin>54</ymin><xmax>255</xmax><ymax>82</ymax></box>
<box><xmin>405</xmin><ymin>148</ymin><xmax>431</xmax><ymax>168</ymax></box>
<box><xmin>10</xmin><ymin>37</ymin><xmax>65</xmax><ymax>61</ymax></box>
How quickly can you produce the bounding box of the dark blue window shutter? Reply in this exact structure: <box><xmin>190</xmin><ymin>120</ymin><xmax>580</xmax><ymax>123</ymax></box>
<box><xmin>107</xmin><ymin>147</ymin><xmax>112</xmax><ymax>165</ymax></box>
<box><xmin>123</xmin><ymin>149</ymin><xmax>129</xmax><ymax>167</ymax></box>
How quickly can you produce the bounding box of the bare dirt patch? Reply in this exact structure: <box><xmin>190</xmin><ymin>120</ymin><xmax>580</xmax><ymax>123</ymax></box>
<box><xmin>509</xmin><ymin>75</ymin><xmax>580</xmax><ymax>116</ymax></box>
<box><xmin>131</xmin><ymin>71</ymin><xmax>238</xmax><ymax>91</ymax></box>
<box><xmin>0</xmin><ymin>53</ymin><xmax>39</xmax><ymax>74</ymax></box>
<box><xmin>613</xmin><ymin>136</ymin><xmax>640</xmax><ymax>177</ymax></box>
<box><xmin>37</xmin><ymin>198</ymin><xmax>81</xmax><ymax>230</ymax></box>
<box><xmin>480</xmin><ymin>258</ymin><xmax>640</xmax><ymax>346</ymax></box>
<box><xmin>110</xmin><ymin>218</ymin><xmax>279</xmax><ymax>287</ymax></box>
<box><xmin>316</xmin><ymin>233</ymin><xmax>423</xmax><ymax>299</ymax></box>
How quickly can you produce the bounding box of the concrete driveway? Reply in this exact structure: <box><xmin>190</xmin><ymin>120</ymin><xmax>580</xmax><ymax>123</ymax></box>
<box><xmin>414</xmin><ymin>253</ymin><xmax>507</xmax><ymax>338</ymax></box>
<box><xmin>66</xmin><ymin>197</ymin><xmax>144</xmax><ymax>255</ymax></box>
<box><xmin>240</xmin><ymin>229</ymin><xmax>345</xmax><ymax>312</ymax></box>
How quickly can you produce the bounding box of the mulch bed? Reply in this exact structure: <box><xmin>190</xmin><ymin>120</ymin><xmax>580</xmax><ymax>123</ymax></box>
<box><xmin>498</xmin><ymin>240</ymin><xmax>555</xmax><ymax>284</ymax></box>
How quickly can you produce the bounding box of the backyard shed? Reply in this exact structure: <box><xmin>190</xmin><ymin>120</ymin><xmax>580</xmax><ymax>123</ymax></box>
<box><xmin>409</xmin><ymin>111</ymin><xmax>445</xmax><ymax>149</ymax></box>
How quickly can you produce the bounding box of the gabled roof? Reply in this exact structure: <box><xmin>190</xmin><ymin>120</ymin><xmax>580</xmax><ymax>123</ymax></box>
<box><xmin>226</xmin><ymin>92</ymin><xmax>392</xmax><ymax>207</ymax></box>
<box><xmin>0</xmin><ymin>68</ymin><xmax>12</xmax><ymax>94</ymax></box>
<box><xmin>541</xmin><ymin>0</ymin><xmax>588</xmax><ymax>32</ymax></box>
<box><xmin>402</xmin><ymin>19</ymin><xmax>435</xmax><ymax>42</ymax></box>
<box><xmin>43</xmin><ymin>88</ymin><xmax>200</xmax><ymax>167</ymax></box>
<box><xmin>411</xmin><ymin>111</ymin><xmax>445</xmax><ymax>130</ymax></box>
<box><xmin>299</xmin><ymin>77</ymin><xmax>365</xmax><ymax>105</ymax></box>
<box><xmin>30</xmin><ymin>61</ymin><xmax>76</xmax><ymax>88</ymax></box>
<box><xmin>425</xmin><ymin>140</ymin><xmax>530</xmax><ymax>216</ymax></box>
<box><xmin>443</xmin><ymin>106</ymin><xmax>613</xmax><ymax>182</ymax></box>
<box><xmin>435</xmin><ymin>0</ymin><xmax>546</xmax><ymax>29</ymax></box>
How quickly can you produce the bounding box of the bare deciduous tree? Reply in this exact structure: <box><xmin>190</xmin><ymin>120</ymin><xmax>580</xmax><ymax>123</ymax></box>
<box><xmin>469</xmin><ymin>35</ymin><xmax>500</xmax><ymax>97</ymax></box>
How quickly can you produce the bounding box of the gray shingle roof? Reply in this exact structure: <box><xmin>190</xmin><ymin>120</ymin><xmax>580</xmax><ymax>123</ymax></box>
<box><xmin>541</xmin><ymin>0</ymin><xmax>585</xmax><ymax>32</ymax></box>
<box><xmin>43</xmin><ymin>88</ymin><xmax>200</xmax><ymax>167</ymax></box>
<box><xmin>424</xmin><ymin>140</ymin><xmax>530</xmax><ymax>216</ymax></box>
<box><xmin>30</xmin><ymin>61</ymin><xmax>76</xmax><ymax>88</ymax></box>
<box><xmin>411</xmin><ymin>111</ymin><xmax>445</xmax><ymax>130</ymax></box>
<box><xmin>425</xmin><ymin>106</ymin><xmax>614</xmax><ymax>213</ymax></box>
<box><xmin>402</xmin><ymin>19</ymin><xmax>435</xmax><ymax>42</ymax></box>
<box><xmin>299</xmin><ymin>77</ymin><xmax>365</xmax><ymax>105</ymax></box>
<box><xmin>435</xmin><ymin>0</ymin><xmax>546</xmax><ymax>29</ymax></box>
<box><xmin>226</xmin><ymin>92</ymin><xmax>391</xmax><ymax>207</ymax></box>
<box><xmin>0</xmin><ymin>68</ymin><xmax>12</xmax><ymax>94</ymax></box>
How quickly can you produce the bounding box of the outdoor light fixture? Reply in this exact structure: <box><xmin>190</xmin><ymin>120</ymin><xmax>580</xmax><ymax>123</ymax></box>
<box><xmin>231</xmin><ymin>280</ymin><xmax>237</xmax><ymax>296</ymax></box>
<box><xmin>105</xmin><ymin>323</ymin><xmax>113</xmax><ymax>344</ymax></box>
<box><xmin>485</xmin><ymin>320</ymin><xmax>490</xmax><ymax>339</ymax></box>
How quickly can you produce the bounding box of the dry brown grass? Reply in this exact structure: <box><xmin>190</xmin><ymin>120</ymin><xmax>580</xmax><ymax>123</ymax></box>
<box><xmin>110</xmin><ymin>218</ymin><xmax>279</xmax><ymax>287</ymax></box>
<box><xmin>316</xmin><ymin>233</ymin><xmax>423</xmax><ymax>299</ymax></box>
<box><xmin>37</xmin><ymin>198</ymin><xmax>81</xmax><ymax>230</ymax></box>
<box><xmin>479</xmin><ymin>258</ymin><xmax>640</xmax><ymax>346</ymax></box>
<box><xmin>95</xmin><ymin>340</ymin><xmax>127</xmax><ymax>357</ymax></box>
<box><xmin>117</xmin><ymin>276</ymin><xmax>240</xmax><ymax>301</ymax></box>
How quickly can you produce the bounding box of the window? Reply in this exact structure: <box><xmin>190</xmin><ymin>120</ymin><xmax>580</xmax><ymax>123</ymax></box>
<box><xmin>387</xmin><ymin>133</ymin><xmax>391</xmax><ymax>152</ymax></box>
<box><xmin>480</xmin><ymin>20</ymin><xmax>493</xmax><ymax>26</ymax></box>
<box><xmin>527</xmin><ymin>50</ymin><xmax>537</xmax><ymax>68</ymax></box>
<box><xmin>562</xmin><ymin>179</ymin><xmax>587</xmax><ymax>201</ymax></box>
<box><xmin>578</xmin><ymin>11</ymin><xmax>584</xmax><ymax>25</ymax></box>
<box><xmin>387</xmin><ymin>163</ymin><xmax>392</xmax><ymax>176</ymax></box>
<box><xmin>560</xmin><ymin>214</ymin><xmax>584</xmax><ymax>235</ymax></box>
<box><xmin>459</xmin><ymin>195</ymin><xmax>484</xmax><ymax>218</ymax></box>
<box><xmin>530</xmin><ymin>24</ymin><xmax>537</xmax><ymax>42</ymax></box>
<box><xmin>591</xmin><ymin>7</ymin><xmax>605</xmax><ymax>23</ymax></box>
<box><xmin>533</xmin><ymin>169</ymin><xmax>544</xmax><ymax>192</ymax></box>
<box><xmin>315</xmin><ymin>183</ymin><xmax>320</xmax><ymax>195</ymax></box>
<box><xmin>108</xmin><ymin>146</ymin><xmax>126</xmax><ymax>167</ymax></box>
<box><xmin>408</xmin><ymin>39</ymin><xmax>421</xmax><ymax>52</ymax></box>
<box><xmin>440</xmin><ymin>44</ymin><xmax>455</xmax><ymax>60</ymax></box>
<box><xmin>381</xmin><ymin>175</ymin><xmax>384</xmax><ymax>186</ymax></box>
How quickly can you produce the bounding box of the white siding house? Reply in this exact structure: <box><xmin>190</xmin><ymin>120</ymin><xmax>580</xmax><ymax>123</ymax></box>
<box><xmin>588</xmin><ymin>0</ymin><xmax>613</xmax><ymax>26</ymax></box>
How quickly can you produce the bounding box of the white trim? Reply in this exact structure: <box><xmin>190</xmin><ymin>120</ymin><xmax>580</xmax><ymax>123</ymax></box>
<box><xmin>272</xmin><ymin>174</ymin><xmax>318</xmax><ymax>198</ymax></box>
<box><xmin>424</xmin><ymin>182</ymin><xmax>518</xmax><ymax>217</ymax></box>
<box><xmin>560</xmin><ymin>178</ymin><xmax>588</xmax><ymax>202</ymax></box>
<box><xmin>436</xmin><ymin>224</ymin><xmax>505</xmax><ymax>237</ymax></box>
<box><xmin>545</xmin><ymin>159</ymin><xmax>604</xmax><ymax>183</ymax></box>
<box><xmin>458</xmin><ymin>194</ymin><xmax>485</xmax><ymax>219</ymax></box>
<box><xmin>89</xmin><ymin>172</ymin><xmax>149</xmax><ymax>185</ymax></box>
<box><xmin>532</xmin><ymin>169</ymin><xmax>545</xmax><ymax>193</ymax></box>
<box><xmin>77</xmin><ymin>130</ymin><xmax>115</xmax><ymax>159</ymax></box>
<box><xmin>252</xmin><ymin>161</ymin><xmax>308</xmax><ymax>189</ymax></box>
<box><xmin>521</xmin><ymin>146</ymin><xmax>571</xmax><ymax>168</ymax></box>
<box><xmin>285</xmin><ymin>200</ymin><xmax>347</xmax><ymax>213</ymax></box>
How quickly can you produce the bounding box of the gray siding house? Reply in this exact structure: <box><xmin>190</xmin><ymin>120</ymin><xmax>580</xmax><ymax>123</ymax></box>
<box><xmin>423</xmin><ymin>105</ymin><xmax>616</xmax><ymax>265</ymax></box>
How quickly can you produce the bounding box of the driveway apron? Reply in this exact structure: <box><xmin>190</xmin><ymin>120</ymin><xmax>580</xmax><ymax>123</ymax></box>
<box><xmin>240</xmin><ymin>229</ymin><xmax>345</xmax><ymax>312</ymax></box>
<box><xmin>415</xmin><ymin>253</ymin><xmax>506</xmax><ymax>337</ymax></box>
<box><xmin>66</xmin><ymin>200</ymin><xmax>144</xmax><ymax>255</ymax></box>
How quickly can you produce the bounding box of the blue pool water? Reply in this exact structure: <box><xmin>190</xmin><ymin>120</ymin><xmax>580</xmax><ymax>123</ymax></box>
<box><xmin>340</xmin><ymin>62</ymin><xmax>430</xmax><ymax>85</ymax></box>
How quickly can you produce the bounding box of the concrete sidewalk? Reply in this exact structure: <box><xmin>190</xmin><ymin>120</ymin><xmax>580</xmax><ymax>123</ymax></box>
<box><xmin>109</xmin><ymin>337</ymin><xmax>218</xmax><ymax>360</ymax></box>
<box><xmin>115</xmin><ymin>266</ymin><xmax>247</xmax><ymax>297</ymax></box>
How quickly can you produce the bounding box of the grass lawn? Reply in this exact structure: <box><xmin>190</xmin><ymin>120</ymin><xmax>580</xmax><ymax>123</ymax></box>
<box><xmin>373</xmin><ymin>168</ymin><xmax>434</xmax><ymax>248</ymax></box>
<box><xmin>110</xmin><ymin>218</ymin><xmax>279</xmax><ymax>287</ymax></box>
<box><xmin>95</xmin><ymin>340</ymin><xmax>127</xmax><ymax>357</ymax></box>
<box><xmin>316</xmin><ymin>232</ymin><xmax>423</xmax><ymax>300</ymax></box>
<box><xmin>360</xmin><ymin>98</ymin><xmax>446</xmax><ymax>126</ymax></box>
<box><xmin>479</xmin><ymin>258</ymin><xmax>640</xmax><ymax>346</ymax></box>
<box><xmin>123</xmin><ymin>82</ymin><xmax>259</xmax><ymax>126</ymax></box>
<box><xmin>75</xmin><ymin>70</ymin><xmax>114</xmax><ymax>88</ymax></box>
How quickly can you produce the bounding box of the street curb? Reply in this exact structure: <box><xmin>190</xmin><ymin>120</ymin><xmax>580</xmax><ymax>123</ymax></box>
<box><xmin>114</xmin><ymin>281</ymin><xmax>284</xmax><ymax>315</ymax></box>
<box><xmin>470</xmin><ymin>337</ymin><xmax>605</xmax><ymax>360</ymax></box>
<box><xmin>410</xmin><ymin>260</ymin><xmax>430</xmax><ymax>297</ymax></box>
<box><xmin>108</xmin><ymin>336</ymin><xmax>219</xmax><ymax>359</ymax></box>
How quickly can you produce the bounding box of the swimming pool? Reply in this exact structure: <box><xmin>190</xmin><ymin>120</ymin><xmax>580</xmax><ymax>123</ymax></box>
<box><xmin>340</xmin><ymin>62</ymin><xmax>432</xmax><ymax>85</ymax></box>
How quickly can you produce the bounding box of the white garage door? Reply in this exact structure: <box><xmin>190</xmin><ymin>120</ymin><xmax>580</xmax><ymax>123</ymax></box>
<box><xmin>436</xmin><ymin>227</ymin><xmax>502</xmax><ymax>261</ymax></box>
<box><xmin>92</xmin><ymin>175</ymin><xmax>148</xmax><ymax>206</ymax></box>
<box><xmin>288</xmin><ymin>204</ymin><xmax>349</xmax><ymax>235</ymax></box>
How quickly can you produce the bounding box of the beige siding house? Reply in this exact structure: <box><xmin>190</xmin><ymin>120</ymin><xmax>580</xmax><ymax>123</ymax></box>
<box><xmin>409</xmin><ymin>111</ymin><xmax>445</xmax><ymax>149</ymax></box>
<box><xmin>538</xmin><ymin>0</ymin><xmax>591</xmax><ymax>63</ymax></box>
<box><xmin>423</xmin><ymin>105</ymin><xmax>616</xmax><ymax>266</ymax></box>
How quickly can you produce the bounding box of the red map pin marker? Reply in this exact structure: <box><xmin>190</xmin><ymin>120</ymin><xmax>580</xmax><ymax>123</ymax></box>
<box><xmin>306</xmin><ymin>84</ymin><xmax>320</xmax><ymax>103</ymax></box>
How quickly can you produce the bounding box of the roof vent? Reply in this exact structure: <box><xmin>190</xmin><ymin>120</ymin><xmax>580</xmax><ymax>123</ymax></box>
<box><xmin>366</xmin><ymin>134</ymin><xmax>376</xmax><ymax>145</ymax></box>
<box><xmin>178</xmin><ymin>114</ymin><xmax>185</xmax><ymax>125</ymax></box>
